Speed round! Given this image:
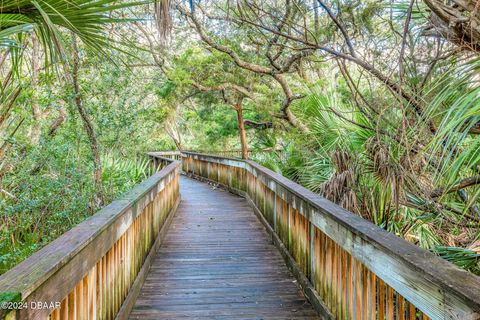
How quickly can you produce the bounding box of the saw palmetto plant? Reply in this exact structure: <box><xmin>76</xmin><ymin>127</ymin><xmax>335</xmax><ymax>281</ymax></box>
<box><xmin>0</xmin><ymin>0</ymin><xmax>146</xmax><ymax>53</ymax></box>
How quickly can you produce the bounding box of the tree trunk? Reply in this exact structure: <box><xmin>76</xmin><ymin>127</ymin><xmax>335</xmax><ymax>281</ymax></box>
<box><xmin>165</xmin><ymin>121</ymin><xmax>183</xmax><ymax>150</ymax></box>
<box><xmin>235</xmin><ymin>105</ymin><xmax>249</xmax><ymax>159</ymax></box>
<box><xmin>423</xmin><ymin>0</ymin><xmax>480</xmax><ymax>52</ymax></box>
<box><xmin>172</xmin><ymin>136</ymin><xmax>183</xmax><ymax>150</ymax></box>
<box><xmin>47</xmin><ymin>102</ymin><xmax>67</xmax><ymax>137</ymax></box>
<box><xmin>28</xmin><ymin>34</ymin><xmax>42</xmax><ymax>144</ymax></box>
<box><xmin>72</xmin><ymin>35</ymin><xmax>103</xmax><ymax>206</ymax></box>
<box><xmin>313</xmin><ymin>0</ymin><xmax>319</xmax><ymax>33</ymax></box>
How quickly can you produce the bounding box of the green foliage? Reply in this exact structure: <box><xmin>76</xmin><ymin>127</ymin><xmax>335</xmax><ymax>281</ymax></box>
<box><xmin>0</xmin><ymin>0</ymin><xmax>142</xmax><ymax>60</ymax></box>
<box><xmin>102</xmin><ymin>154</ymin><xmax>150</xmax><ymax>192</ymax></box>
<box><xmin>0</xmin><ymin>38</ymin><xmax>166</xmax><ymax>275</ymax></box>
<box><xmin>156</xmin><ymin>80</ymin><xmax>176</xmax><ymax>98</ymax></box>
<box><xmin>432</xmin><ymin>246</ymin><xmax>480</xmax><ymax>274</ymax></box>
<box><xmin>0</xmin><ymin>292</ymin><xmax>21</xmax><ymax>303</ymax></box>
<box><xmin>0</xmin><ymin>140</ymin><xmax>149</xmax><ymax>274</ymax></box>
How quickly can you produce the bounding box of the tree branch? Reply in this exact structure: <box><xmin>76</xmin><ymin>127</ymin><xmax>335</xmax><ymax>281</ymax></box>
<box><xmin>191</xmin><ymin>81</ymin><xmax>256</xmax><ymax>101</ymax></box>
<box><xmin>244</xmin><ymin>119</ymin><xmax>273</xmax><ymax>129</ymax></box>
<box><xmin>431</xmin><ymin>175</ymin><xmax>480</xmax><ymax>198</ymax></box>
<box><xmin>317</xmin><ymin>0</ymin><xmax>356</xmax><ymax>56</ymax></box>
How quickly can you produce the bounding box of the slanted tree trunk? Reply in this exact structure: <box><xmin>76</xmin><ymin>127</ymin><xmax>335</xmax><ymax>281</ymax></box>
<box><xmin>170</xmin><ymin>134</ymin><xmax>183</xmax><ymax>150</ymax></box>
<box><xmin>234</xmin><ymin>100</ymin><xmax>248</xmax><ymax>159</ymax></box>
<box><xmin>47</xmin><ymin>102</ymin><xmax>67</xmax><ymax>137</ymax></box>
<box><xmin>72</xmin><ymin>35</ymin><xmax>103</xmax><ymax>206</ymax></box>
<box><xmin>165</xmin><ymin>120</ymin><xmax>183</xmax><ymax>150</ymax></box>
<box><xmin>0</xmin><ymin>88</ymin><xmax>21</xmax><ymax>127</ymax></box>
<box><xmin>423</xmin><ymin>0</ymin><xmax>480</xmax><ymax>52</ymax></box>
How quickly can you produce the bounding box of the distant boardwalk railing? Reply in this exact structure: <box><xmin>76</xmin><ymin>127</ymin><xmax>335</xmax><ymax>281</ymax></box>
<box><xmin>182</xmin><ymin>151</ymin><xmax>480</xmax><ymax>320</ymax></box>
<box><xmin>147</xmin><ymin>151</ymin><xmax>182</xmax><ymax>161</ymax></box>
<box><xmin>0</xmin><ymin>155</ymin><xmax>180</xmax><ymax>320</ymax></box>
<box><xmin>149</xmin><ymin>148</ymin><xmax>284</xmax><ymax>161</ymax></box>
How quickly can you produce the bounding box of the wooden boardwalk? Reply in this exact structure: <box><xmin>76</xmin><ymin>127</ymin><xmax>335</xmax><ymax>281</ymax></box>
<box><xmin>129</xmin><ymin>176</ymin><xmax>318</xmax><ymax>319</ymax></box>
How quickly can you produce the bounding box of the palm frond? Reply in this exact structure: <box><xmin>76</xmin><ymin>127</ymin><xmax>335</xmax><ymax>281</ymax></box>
<box><xmin>0</xmin><ymin>0</ymin><xmax>148</xmax><ymax>60</ymax></box>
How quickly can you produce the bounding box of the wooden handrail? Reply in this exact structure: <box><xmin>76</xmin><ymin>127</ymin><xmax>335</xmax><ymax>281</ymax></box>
<box><xmin>147</xmin><ymin>151</ymin><xmax>182</xmax><ymax>163</ymax></box>
<box><xmin>0</xmin><ymin>157</ymin><xmax>181</xmax><ymax>319</ymax></box>
<box><xmin>181</xmin><ymin>151</ymin><xmax>480</xmax><ymax>320</ymax></box>
<box><xmin>149</xmin><ymin>148</ymin><xmax>284</xmax><ymax>160</ymax></box>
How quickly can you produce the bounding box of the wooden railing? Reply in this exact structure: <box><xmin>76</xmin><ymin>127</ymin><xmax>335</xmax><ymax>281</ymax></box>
<box><xmin>147</xmin><ymin>151</ymin><xmax>182</xmax><ymax>162</ymax></box>
<box><xmin>193</xmin><ymin>148</ymin><xmax>280</xmax><ymax>159</ymax></box>
<box><xmin>182</xmin><ymin>151</ymin><xmax>480</xmax><ymax>320</ymax></box>
<box><xmin>0</xmin><ymin>156</ymin><xmax>180</xmax><ymax>320</ymax></box>
<box><xmin>149</xmin><ymin>148</ymin><xmax>284</xmax><ymax>161</ymax></box>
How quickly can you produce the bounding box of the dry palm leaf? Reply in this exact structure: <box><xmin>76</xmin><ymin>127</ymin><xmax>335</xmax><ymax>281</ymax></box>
<box><xmin>154</xmin><ymin>0</ymin><xmax>173</xmax><ymax>43</ymax></box>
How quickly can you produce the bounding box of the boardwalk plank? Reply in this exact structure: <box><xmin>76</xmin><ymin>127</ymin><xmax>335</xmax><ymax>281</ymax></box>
<box><xmin>129</xmin><ymin>176</ymin><xmax>318</xmax><ymax>319</ymax></box>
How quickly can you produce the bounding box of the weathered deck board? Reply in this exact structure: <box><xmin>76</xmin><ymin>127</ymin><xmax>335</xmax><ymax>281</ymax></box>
<box><xmin>129</xmin><ymin>176</ymin><xmax>318</xmax><ymax>319</ymax></box>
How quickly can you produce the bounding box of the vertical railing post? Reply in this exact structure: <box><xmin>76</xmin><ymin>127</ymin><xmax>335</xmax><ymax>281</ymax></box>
<box><xmin>309</xmin><ymin>217</ymin><xmax>315</xmax><ymax>283</ymax></box>
<box><xmin>273</xmin><ymin>182</ymin><xmax>277</xmax><ymax>233</ymax></box>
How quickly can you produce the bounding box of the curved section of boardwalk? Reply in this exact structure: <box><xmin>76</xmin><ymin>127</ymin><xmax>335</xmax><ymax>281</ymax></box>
<box><xmin>129</xmin><ymin>176</ymin><xmax>318</xmax><ymax>319</ymax></box>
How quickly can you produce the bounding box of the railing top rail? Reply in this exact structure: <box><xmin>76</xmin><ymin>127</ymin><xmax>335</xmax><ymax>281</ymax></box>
<box><xmin>152</xmin><ymin>149</ymin><xmax>283</xmax><ymax>160</ymax></box>
<box><xmin>147</xmin><ymin>151</ymin><xmax>181</xmax><ymax>157</ymax></box>
<box><xmin>0</xmin><ymin>160</ymin><xmax>181</xmax><ymax>303</ymax></box>
<box><xmin>193</xmin><ymin>147</ymin><xmax>282</xmax><ymax>153</ymax></box>
<box><xmin>181</xmin><ymin>151</ymin><xmax>240</xmax><ymax>161</ymax></box>
<box><xmin>181</xmin><ymin>151</ymin><xmax>480</xmax><ymax>314</ymax></box>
